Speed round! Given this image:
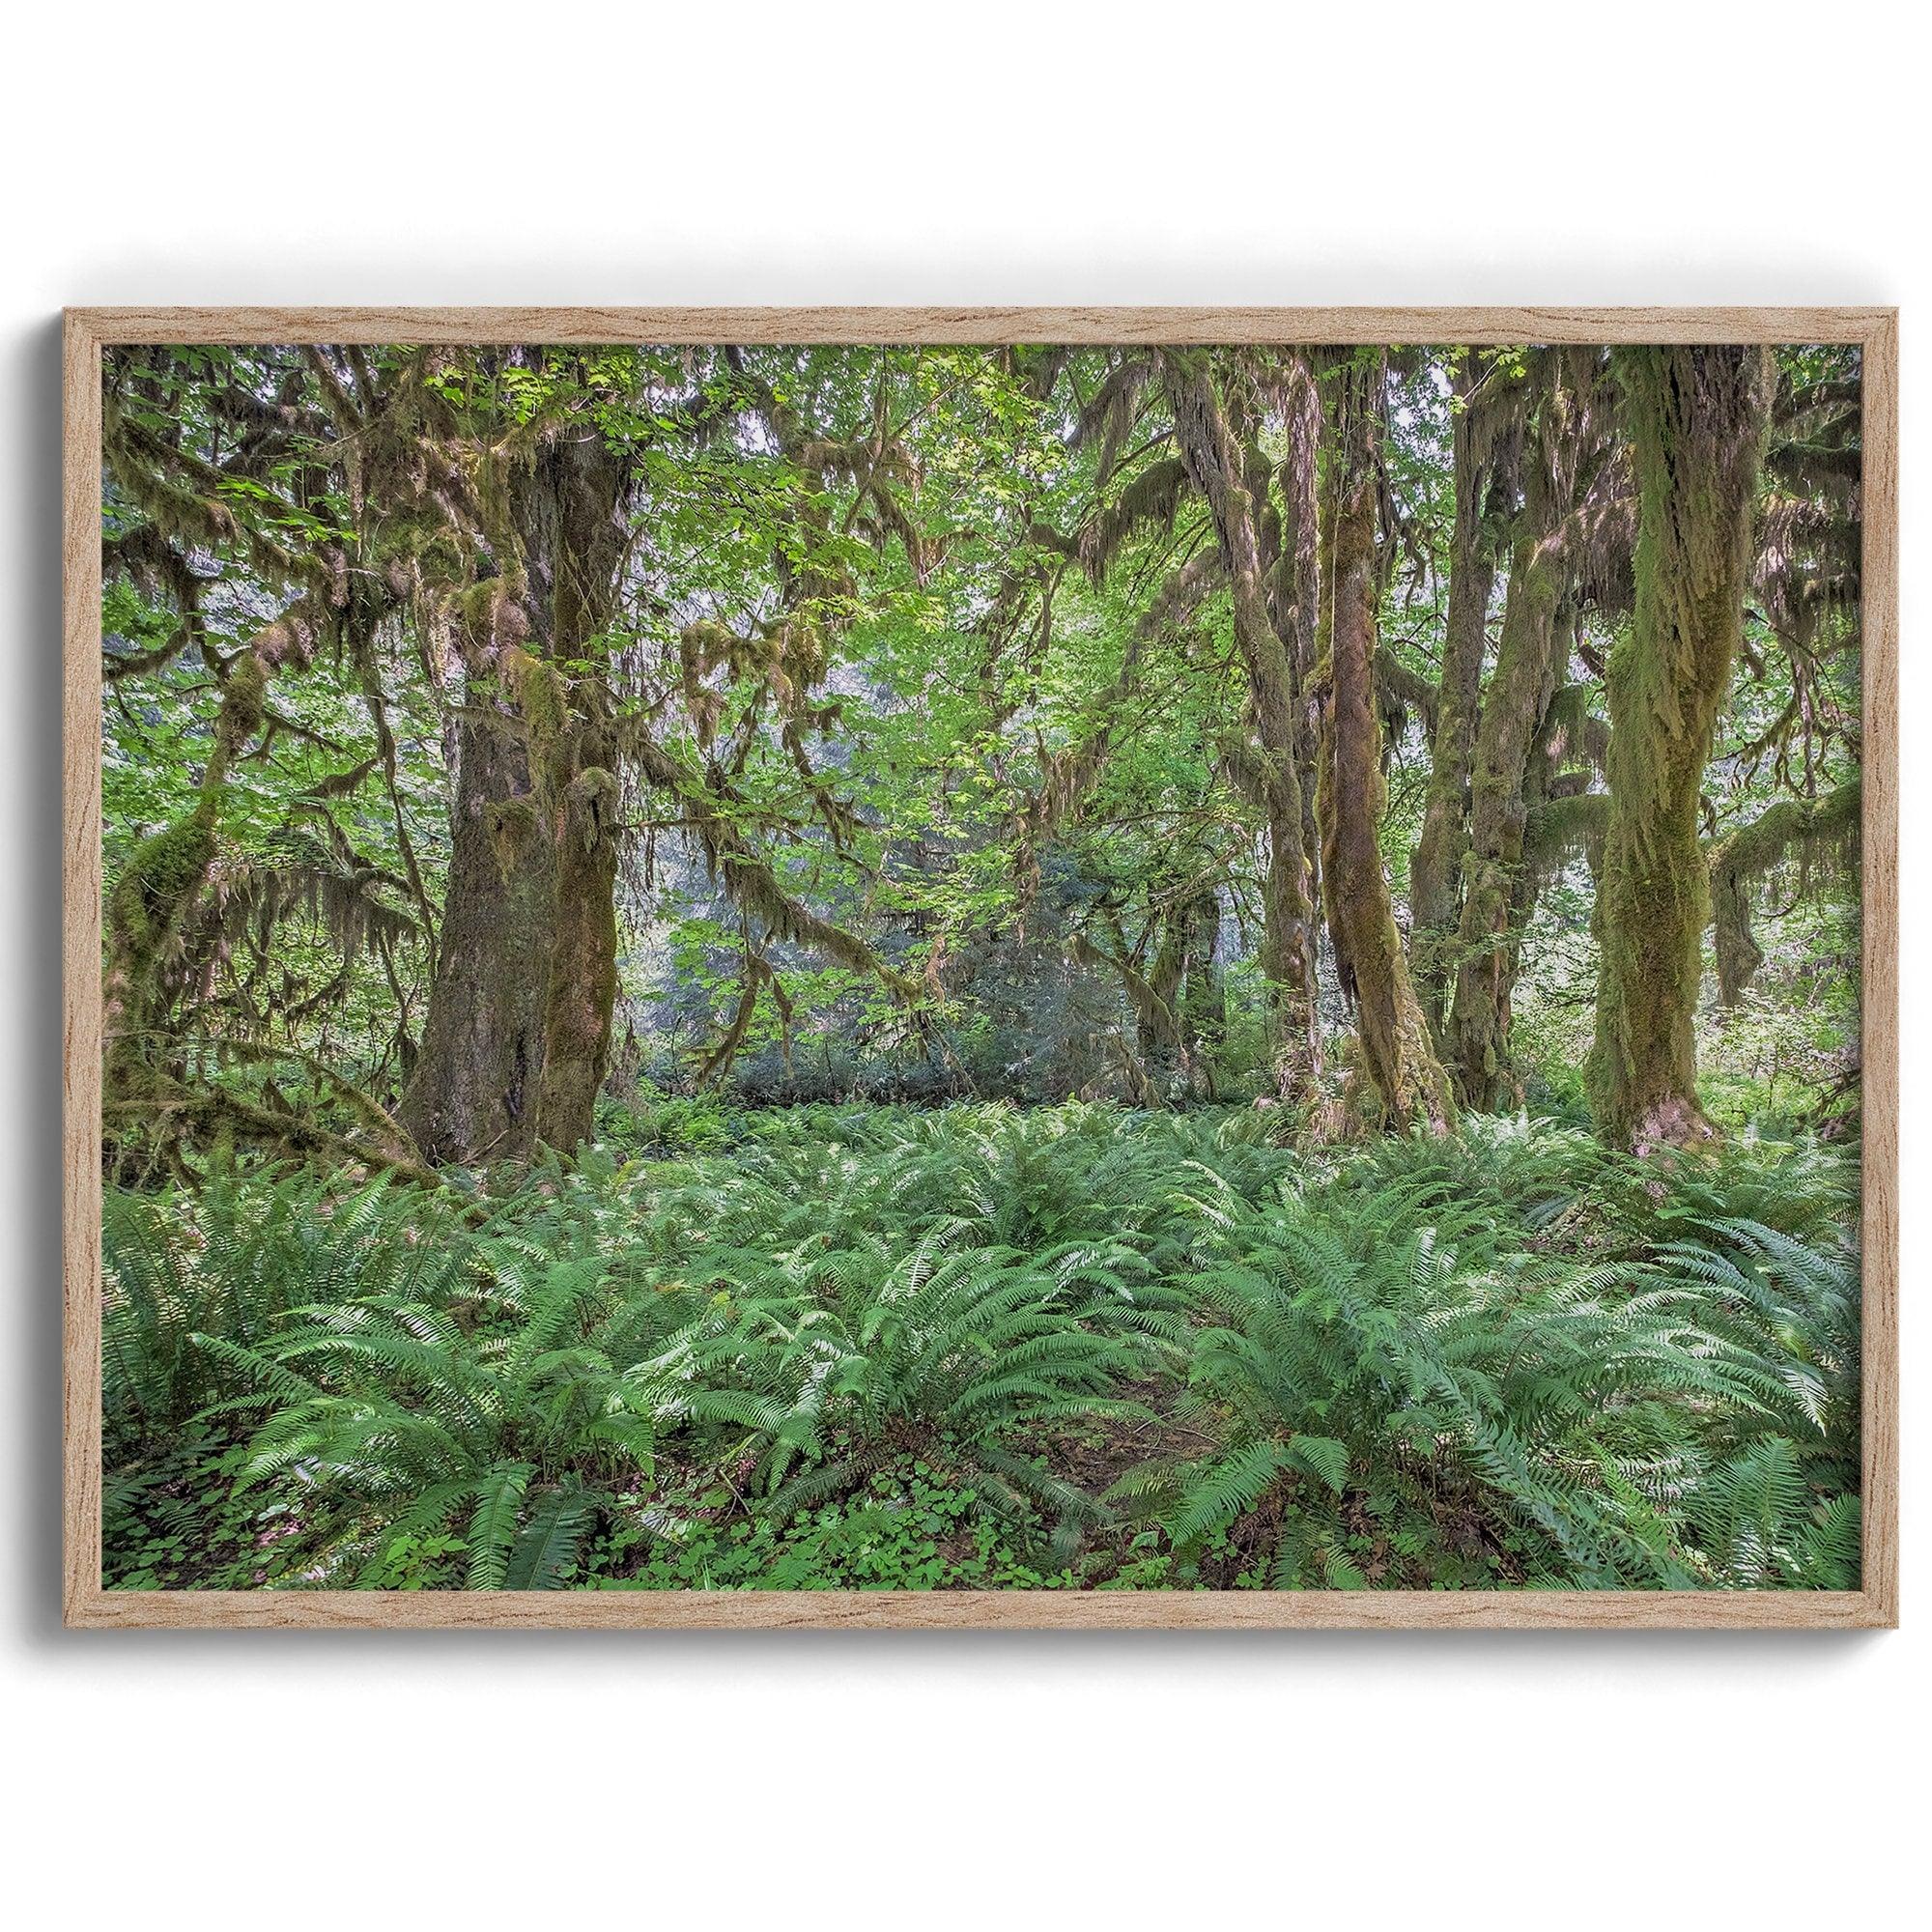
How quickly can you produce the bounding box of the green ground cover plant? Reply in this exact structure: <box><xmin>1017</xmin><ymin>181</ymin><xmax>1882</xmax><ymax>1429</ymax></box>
<box><xmin>103</xmin><ymin>1105</ymin><xmax>1860</xmax><ymax>1592</ymax></box>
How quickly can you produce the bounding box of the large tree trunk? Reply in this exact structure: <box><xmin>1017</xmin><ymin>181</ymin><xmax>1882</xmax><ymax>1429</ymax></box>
<box><xmin>1315</xmin><ymin>354</ymin><xmax>1456</xmax><ymax>1132</ymax></box>
<box><xmin>522</xmin><ymin>435</ymin><xmax>629</xmax><ymax>1151</ymax></box>
<box><xmin>533</xmin><ymin>689</ymin><xmax>622</xmax><ymax>1149</ymax></box>
<box><xmin>402</xmin><ymin>429</ymin><xmax>629</xmax><ymax>1163</ymax></box>
<box><xmin>398</xmin><ymin>680</ymin><xmax>556</xmax><ymax>1165</ymax></box>
<box><xmin>1588</xmin><ymin>346</ymin><xmax>1773</xmax><ymax>1149</ymax></box>
<box><xmin>1165</xmin><ymin>353</ymin><xmax>1322</xmax><ymax>1100</ymax></box>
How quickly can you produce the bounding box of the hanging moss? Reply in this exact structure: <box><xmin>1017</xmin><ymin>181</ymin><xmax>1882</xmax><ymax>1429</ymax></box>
<box><xmin>450</xmin><ymin>576</ymin><xmax>530</xmax><ymax>666</ymax></box>
<box><xmin>103</xmin><ymin>621</ymin><xmax>288</xmax><ymax>1121</ymax></box>
<box><xmin>485</xmin><ymin>794</ymin><xmax>541</xmax><ymax>882</ymax></box>
<box><xmin>1164</xmin><ymin>352</ymin><xmax>1323</xmax><ymax>1102</ymax></box>
<box><xmin>219</xmin><ymin>652</ymin><xmax>269</xmax><ymax>753</ymax></box>
<box><xmin>497</xmin><ymin>642</ymin><xmax>572</xmax><ymax>802</ymax></box>
<box><xmin>109</xmin><ymin>807</ymin><xmax>215</xmax><ymax>970</ymax></box>
<box><xmin>1440</xmin><ymin>352</ymin><xmax>1610</xmax><ymax>1109</ymax></box>
<box><xmin>1709</xmin><ymin>779</ymin><xmax>1861</xmax><ymax>1004</ymax></box>
<box><xmin>563</xmin><ymin>766</ymin><xmax>620</xmax><ymax>852</ymax></box>
<box><xmin>1525</xmin><ymin>789</ymin><xmax>1610</xmax><ymax>880</ymax></box>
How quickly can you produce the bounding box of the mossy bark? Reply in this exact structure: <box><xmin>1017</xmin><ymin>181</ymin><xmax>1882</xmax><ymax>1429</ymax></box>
<box><xmin>398</xmin><ymin>678</ymin><xmax>557</xmax><ymax>1164</ymax></box>
<box><xmin>1443</xmin><ymin>357</ymin><xmax>1579</xmax><ymax>1109</ymax></box>
<box><xmin>522</xmin><ymin>437</ymin><xmax>629</xmax><ymax>1153</ymax></box>
<box><xmin>1506</xmin><ymin>605</ymin><xmax>1584</xmax><ymax>923</ymax></box>
<box><xmin>402</xmin><ymin>432</ymin><xmax>628</xmax><ymax>1163</ymax></box>
<box><xmin>1165</xmin><ymin>353</ymin><xmax>1322</xmax><ymax>1100</ymax></box>
<box><xmin>1588</xmin><ymin>347</ymin><xmax>1774</xmax><ymax>1149</ymax></box>
<box><xmin>101</xmin><ymin>805</ymin><xmax>219</xmax><ymax>1108</ymax></box>
<box><xmin>1709</xmin><ymin>777</ymin><xmax>1860</xmax><ymax>1005</ymax></box>
<box><xmin>1410</xmin><ymin>362</ymin><xmax>1510</xmax><ymax>1032</ymax></box>
<box><xmin>1179</xmin><ymin>886</ymin><xmax>1227</xmax><ymax>1094</ymax></box>
<box><xmin>535</xmin><ymin>743</ymin><xmax>622</xmax><ymax>1147</ymax></box>
<box><xmin>1315</xmin><ymin>354</ymin><xmax>1456</xmax><ymax>1133</ymax></box>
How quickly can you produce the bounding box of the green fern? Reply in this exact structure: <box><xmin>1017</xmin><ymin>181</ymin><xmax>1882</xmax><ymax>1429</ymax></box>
<box><xmin>101</xmin><ymin>1106</ymin><xmax>1861</xmax><ymax>1593</ymax></box>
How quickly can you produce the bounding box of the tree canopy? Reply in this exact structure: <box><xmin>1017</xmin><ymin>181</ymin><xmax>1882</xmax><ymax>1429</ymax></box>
<box><xmin>99</xmin><ymin>339</ymin><xmax>1862</xmax><ymax>1168</ymax></box>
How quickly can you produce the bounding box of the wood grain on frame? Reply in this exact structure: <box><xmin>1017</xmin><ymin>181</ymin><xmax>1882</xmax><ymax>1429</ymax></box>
<box><xmin>61</xmin><ymin>308</ymin><xmax>1902</xmax><ymax>1632</ymax></box>
<box><xmin>1858</xmin><ymin>313</ymin><xmax>1900</xmax><ymax>1629</ymax></box>
<box><xmin>66</xmin><ymin>307</ymin><xmax>1894</xmax><ymax>346</ymax></box>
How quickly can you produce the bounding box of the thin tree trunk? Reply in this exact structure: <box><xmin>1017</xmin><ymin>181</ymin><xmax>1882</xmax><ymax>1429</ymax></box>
<box><xmin>1165</xmin><ymin>352</ymin><xmax>1322</xmax><ymax>1100</ymax></box>
<box><xmin>1443</xmin><ymin>355</ymin><xmax>1579</xmax><ymax>1108</ymax></box>
<box><xmin>1316</xmin><ymin>353</ymin><xmax>1456</xmax><ymax>1132</ymax></box>
<box><xmin>1503</xmin><ymin>601</ymin><xmax>1580</xmax><ymax>963</ymax></box>
<box><xmin>1445</xmin><ymin>352</ymin><xmax>1620</xmax><ymax>1110</ymax></box>
<box><xmin>1179</xmin><ymin>885</ymin><xmax>1226</xmax><ymax>1094</ymax></box>
<box><xmin>1589</xmin><ymin>346</ymin><xmax>1773</xmax><ymax>1148</ymax></box>
<box><xmin>1070</xmin><ymin>914</ymin><xmax>1187</xmax><ymax>1101</ymax></box>
<box><xmin>1410</xmin><ymin>359</ymin><xmax>1509</xmax><ymax>1030</ymax></box>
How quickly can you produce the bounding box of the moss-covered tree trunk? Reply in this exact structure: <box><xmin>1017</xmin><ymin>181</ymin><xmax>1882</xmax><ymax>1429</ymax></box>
<box><xmin>398</xmin><ymin>666</ymin><xmax>557</xmax><ymax>1165</ymax></box>
<box><xmin>1315</xmin><ymin>353</ymin><xmax>1457</xmax><ymax>1132</ymax></box>
<box><xmin>1443</xmin><ymin>354</ymin><xmax>1587</xmax><ymax>1108</ymax></box>
<box><xmin>1179</xmin><ymin>885</ymin><xmax>1227</xmax><ymax>1094</ymax></box>
<box><xmin>1165</xmin><ymin>352</ymin><xmax>1322</xmax><ymax>1101</ymax></box>
<box><xmin>1588</xmin><ymin>346</ymin><xmax>1773</xmax><ymax>1149</ymax></box>
<box><xmin>102</xmin><ymin>655</ymin><xmax>259</xmax><ymax>1082</ymax></box>
<box><xmin>524</xmin><ymin>437</ymin><xmax>629</xmax><ymax>1151</ymax></box>
<box><xmin>533</xmin><ymin>691</ymin><xmax>622</xmax><ymax>1149</ymax></box>
<box><xmin>402</xmin><ymin>432</ymin><xmax>628</xmax><ymax>1163</ymax></box>
<box><xmin>1410</xmin><ymin>359</ymin><xmax>1511</xmax><ymax>1034</ymax></box>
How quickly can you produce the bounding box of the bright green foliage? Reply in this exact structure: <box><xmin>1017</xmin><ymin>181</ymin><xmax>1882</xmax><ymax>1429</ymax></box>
<box><xmin>1134</xmin><ymin>1170</ymin><xmax>1857</xmax><ymax>1587</ymax></box>
<box><xmin>598</xmin><ymin>1463</ymin><xmax>1086</xmax><ymax>1593</ymax></box>
<box><xmin>102</xmin><ymin>1105</ymin><xmax>1860</xmax><ymax>1593</ymax></box>
<box><xmin>103</xmin><ymin>1172</ymin><xmax>479</xmax><ymax>1451</ymax></box>
<box><xmin>97</xmin><ymin>339</ymin><xmax>1867</xmax><ymax>1595</ymax></box>
<box><xmin>661</xmin><ymin>1217</ymin><xmax>1153</xmax><ymax>1537</ymax></box>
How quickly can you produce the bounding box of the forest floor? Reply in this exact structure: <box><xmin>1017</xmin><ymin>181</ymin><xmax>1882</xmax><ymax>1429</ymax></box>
<box><xmin>101</xmin><ymin>1100</ymin><xmax>1864</xmax><ymax>1593</ymax></box>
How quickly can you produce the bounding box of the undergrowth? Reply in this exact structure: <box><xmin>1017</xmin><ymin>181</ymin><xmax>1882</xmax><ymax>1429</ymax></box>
<box><xmin>101</xmin><ymin>1103</ymin><xmax>1861</xmax><ymax>1592</ymax></box>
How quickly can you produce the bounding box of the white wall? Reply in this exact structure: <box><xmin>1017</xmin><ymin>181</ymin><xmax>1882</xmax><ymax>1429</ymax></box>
<box><xmin>3</xmin><ymin>6</ymin><xmax>1921</xmax><ymax>1923</ymax></box>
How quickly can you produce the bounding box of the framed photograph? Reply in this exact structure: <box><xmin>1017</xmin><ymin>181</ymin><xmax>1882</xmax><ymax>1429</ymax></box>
<box><xmin>63</xmin><ymin>307</ymin><xmax>1897</xmax><ymax>1629</ymax></box>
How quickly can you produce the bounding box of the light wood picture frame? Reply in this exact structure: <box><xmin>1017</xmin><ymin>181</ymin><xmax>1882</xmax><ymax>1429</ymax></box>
<box><xmin>63</xmin><ymin>306</ymin><xmax>1899</xmax><ymax>1630</ymax></box>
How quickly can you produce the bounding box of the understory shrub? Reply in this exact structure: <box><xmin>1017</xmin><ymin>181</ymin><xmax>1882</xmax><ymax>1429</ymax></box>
<box><xmin>101</xmin><ymin>1105</ymin><xmax>1861</xmax><ymax>1592</ymax></box>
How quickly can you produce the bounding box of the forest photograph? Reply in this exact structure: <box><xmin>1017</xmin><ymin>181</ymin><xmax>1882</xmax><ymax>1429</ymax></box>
<box><xmin>93</xmin><ymin>333</ymin><xmax>1867</xmax><ymax>1597</ymax></box>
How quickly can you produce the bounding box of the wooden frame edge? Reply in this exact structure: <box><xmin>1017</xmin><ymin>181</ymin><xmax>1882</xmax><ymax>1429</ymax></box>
<box><xmin>61</xmin><ymin>307</ymin><xmax>1900</xmax><ymax>1632</ymax></box>
<box><xmin>58</xmin><ymin>1586</ymin><xmax>1897</xmax><ymax>1631</ymax></box>
<box><xmin>64</xmin><ymin>305</ymin><xmax>1896</xmax><ymax>347</ymax></box>
<box><xmin>1858</xmin><ymin>312</ymin><xmax>1900</xmax><ymax>1629</ymax></box>
<box><xmin>64</xmin><ymin>309</ymin><xmax>106</xmax><ymax>1631</ymax></box>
